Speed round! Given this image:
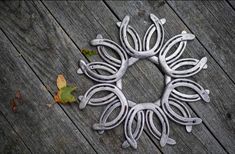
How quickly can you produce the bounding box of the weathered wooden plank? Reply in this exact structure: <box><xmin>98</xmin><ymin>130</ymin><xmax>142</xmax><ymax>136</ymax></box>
<box><xmin>44</xmin><ymin>1</ymin><xmax>227</xmax><ymax>153</ymax></box>
<box><xmin>228</xmin><ymin>0</ymin><xmax>235</xmax><ymax>10</ymax></box>
<box><xmin>167</xmin><ymin>0</ymin><xmax>235</xmax><ymax>82</ymax></box>
<box><xmin>105</xmin><ymin>0</ymin><xmax>235</xmax><ymax>153</ymax></box>
<box><xmin>0</xmin><ymin>112</ymin><xmax>30</xmax><ymax>154</ymax></box>
<box><xmin>0</xmin><ymin>29</ymin><xmax>95</xmax><ymax>153</ymax></box>
<box><xmin>0</xmin><ymin>1</ymin><xmax>160</xmax><ymax>153</ymax></box>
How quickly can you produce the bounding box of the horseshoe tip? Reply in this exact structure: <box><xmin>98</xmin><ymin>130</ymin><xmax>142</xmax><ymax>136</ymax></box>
<box><xmin>123</xmin><ymin>15</ymin><xmax>130</xmax><ymax>22</ymax></box>
<box><xmin>98</xmin><ymin>130</ymin><xmax>104</xmax><ymax>135</ymax></box>
<box><xmin>77</xmin><ymin>68</ymin><xmax>83</xmax><ymax>74</ymax></box>
<box><xmin>128</xmin><ymin>139</ymin><xmax>137</xmax><ymax>149</ymax></box>
<box><xmin>150</xmin><ymin>13</ymin><xmax>157</xmax><ymax>20</ymax></box>
<box><xmin>78</xmin><ymin>96</ymin><xmax>83</xmax><ymax>101</ymax></box>
<box><xmin>183</xmin><ymin>33</ymin><xmax>195</xmax><ymax>40</ymax></box>
<box><xmin>193</xmin><ymin>118</ymin><xmax>202</xmax><ymax>124</ymax></box>
<box><xmin>186</xmin><ymin>126</ymin><xmax>192</xmax><ymax>132</ymax></box>
<box><xmin>92</xmin><ymin>123</ymin><xmax>103</xmax><ymax>130</ymax></box>
<box><xmin>79</xmin><ymin>103</ymin><xmax>86</xmax><ymax>110</ymax></box>
<box><xmin>96</xmin><ymin>34</ymin><xmax>103</xmax><ymax>39</ymax></box>
<box><xmin>160</xmin><ymin>18</ymin><xmax>166</xmax><ymax>24</ymax></box>
<box><xmin>90</xmin><ymin>39</ymin><xmax>97</xmax><ymax>45</ymax></box>
<box><xmin>122</xmin><ymin>141</ymin><xmax>130</xmax><ymax>148</ymax></box>
<box><xmin>116</xmin><ymin>22</ymin><xmax>121</xmax><ymax>27</ymax></box>
<box><xmin>167</xmin><ymin>138</ymin><xmax>176</xmax><ymax>145</ymax></box>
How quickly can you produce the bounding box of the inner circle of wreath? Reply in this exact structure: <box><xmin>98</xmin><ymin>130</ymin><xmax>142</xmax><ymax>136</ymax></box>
<box><xmin>77</xmin><ymin>14</ymin><xmax>210</xmax><ymax>149</ymax></box>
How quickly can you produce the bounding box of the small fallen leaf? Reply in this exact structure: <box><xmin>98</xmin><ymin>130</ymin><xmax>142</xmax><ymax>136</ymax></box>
<box><xmin>81</xmin><ymin>49</ymin><xmax>97</xmax><ymax>57</ymax></box>
<box><xmin>54</xmin><ymin>75</ymin><xmax>77</xmax><ymax>104</ymax></box>
<box><xmin>59</xmin><ymin>86</ymin><xmax>77</xmax><ymax>103</ymax></box>
<box><xmin>10</xmin><ymin>99</ymin><xmax>17</xmax><ymax>113</ymax></box>
<box><xmin>57</xmin><ymin>74</ymin><xmax>67</xmax><ymax>90</ymax></box>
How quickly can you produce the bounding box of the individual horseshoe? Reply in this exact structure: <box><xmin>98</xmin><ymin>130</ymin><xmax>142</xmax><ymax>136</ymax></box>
<box><xmin>96</xmin><ymin>34</ymin><xmax>122</xmax><ymax>67</ymax></box>
<box><xmin>148</xmin><ymin>31</ymin><xmax>187</xmax><ymax>65</ymax></box>
<box><xmin>97</xmin><ymin>100</ymin><xmax>135</xmax><ymax>135</ymax></box>
<box><xmin>164</xmin><ymin>58</ymin><xmax>209</xmax><ymax>102</ymax></box>
<box><xmin>122</xmin><ymin>110</ymin><xmax>145</xmax><ymax>148</ymax></box>
<box><xmin>145</xmin><ymin>110</ymin><xmax>176</xmax><ymax>144</ymax></box>
<box><xmin>124</xmin><ymin>103</ymin><xmax>172</xmax><ymax>149</ymax></box>
<box><xmin>161</xmin><ymin>79</ymin><xmax>209</xmax><ymax>126</ymax></box>
<box><xmin>120</xmin><ymin>14</ymin><xmax>164</xmax><ymax>58</ymax></box>
<box><xmin>79</xmin><ymin>83</ymin><xmax>128</xmax><ymax>131</ymax></box>
<box><xmin>79</xmin><ymin>83</ymin><xmax>127</xmax><ymax>108</ymax></box>
<box><xmin>94</xmin><ymin>99</ymin><xmax>128</xmax><ymax>134</ymax></box>
<box><xmin>167</xmin><ymin>98</ymin><xmax>194</xmax><ymax>132</ymax></box>
<box><xmin>159</xmin><ymin>33</ymin><xmax>208</xmax><ymax>78</ymax></box>
<box><xmin>117</xmin><ymin>18</ymin><xmax>165</xmax><ymax>66</ymax></box>
<box><xmin>97</xmin><ymin>30</ymin><xmax>140</xmax><ymax>67</ymax></box>
<box><xmin>78</xmin><ymin>61</ymin><xmax>122</xmax><ymax>105</ymax></box>
<box><xmin>79</xmin><ymin>37</ymin><xmax>128</xmax><ymax>83</ymax></box>
<box><xmin>154</xmin><ymin>98</ymin><xmax>193</xmax><ymax>132</ymax></box>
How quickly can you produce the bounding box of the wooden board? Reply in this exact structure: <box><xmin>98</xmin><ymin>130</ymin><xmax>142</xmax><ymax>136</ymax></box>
<box><xmin>104</xmin><ymin>1</ymin><xmax>235</xmax><ymax>153</ymax></box>
<box><xmin>0</xmin><ymin>0</ymin><xmax>234</xmax><ymax>153</ymax></box>
<box><xmin>0</xmin><ymin>1</ymin><xmax>160</xmax><ymax>153</ymax></box>
<box><xmin>0</xmin><ymin>112</ymin><xmax>30</xmax><ymax>153</ymax></box>
<box><xmin>167</xmin><ymin>0</ymin><xmax>235</xmax><ymax>83</ymax></box>
<box><xmin>43</xmin><ymin>1</ymin><xmax>229</xmax><ymax>153</ymax></box>
<box><xmin>0</xmin><ymin>29</ymin><xmax>95</xmax><ymax>153</ymax></box>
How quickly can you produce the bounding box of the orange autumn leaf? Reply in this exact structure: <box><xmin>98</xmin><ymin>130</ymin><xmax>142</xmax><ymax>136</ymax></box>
<box><xmin>54</xmin><ymin>93</ymin><xmax>61</xmax><ymax>103</ymax></box>
<box><xmin>10</xmin><ymin>99</ymin><xmax>17</xmax><ymax>113</ymax></box>
<box><xmin>54</xmin><ymin>75</ymin><xmax>77</xmax><ymax>104</ymax></box>
<box><xmin>57</xmin><ymin>74</ymin><xmax>67</xmax><ymax>89</ymax></box>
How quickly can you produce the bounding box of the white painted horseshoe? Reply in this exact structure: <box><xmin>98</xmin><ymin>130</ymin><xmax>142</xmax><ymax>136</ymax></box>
<box><xmin>79</xmin><ymin>83</ymin><xmax>127</xmax><ymax>108</ymax></box>
<box><xmin>165</xmin><ymin>58</ymin><xmax>208</xmax><ymax>102</ymax></box>
<box><xmin>148</xmin><ymin>31</ymin><xmax>187</xmax><ymax>65</ymax></box>
<box><xmin>161</xmin><ymin>79</ymin><xmax>209</xmax><ymax>127</ymax></box>
<box><xmin>94</xmin><ymin>99</ymin><xmax>128</xmax><ymax>134</ymax></box>
<box><xmin>145</xmin><ymin>110</ymin><xmax>176</xmax><ymax>144</ymax></box>
<box><xmin>78</xmin><ymin>61</ymin><xmax>122</xmax><ymax>104</ymax></box>
<box><xmin>120</xmin><ymin>14</ymin><xmax>164</xmax><ymax>58</ymax></box>
<box><xmin>79</xmin><ymin>37</ymin><xmax>128</xmax><ymax>83</ymax></box>
<box><xmin>124</xmin><ymin>103</ymin><xmax>172</xmax><ymax>149</ymax></box>
<box><xmin>159</xmin><ymin>33</ymin><xmax>208</xmax><ymax>78</ymax></box>
<box><xmin>79</xmin><ymin>84</ymin><xmax>128</xmax><ymax>131</ymax></box>
<box><xmin>167</xmin><ymin>98</ymin><xmax>194</xmax><ymax>132</ymax></box>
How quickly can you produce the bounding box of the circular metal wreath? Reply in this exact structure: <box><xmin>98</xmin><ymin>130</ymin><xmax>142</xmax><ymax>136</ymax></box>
<box><xmin>77</xmin><ymin>14</ymin><xmax>210</xmax><ymax>149</ymax></box>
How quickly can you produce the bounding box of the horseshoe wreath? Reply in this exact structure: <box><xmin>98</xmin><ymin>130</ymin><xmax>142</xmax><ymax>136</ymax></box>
<box><xmin>77</xmin><ymin>14</ymin><xmax>210</xmax><ymax>149</ymax></box>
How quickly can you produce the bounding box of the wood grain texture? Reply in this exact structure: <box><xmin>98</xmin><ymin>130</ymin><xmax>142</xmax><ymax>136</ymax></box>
<box><xmin>105</xmin><ymin>0</ymin><xmax>235</xmax><ymax>153</ymax></box>
<box><xmin>0</xmin><ymin>112</ymin><xmax>30</xmax><ymax>154</ymax></box>
<box><xmin>0</xmin><ymin>1</ymin><xmax>160</xmax><ymax>153</ymax></box>
<box><xmin>167</xmin><ymin>0</ymin><xmax>235</xmax><ymax>83</ymax></box>
<box><xmin>44</xmin><ymin>1</ymin><xmax>228</xmax><ymax>153</ymax></box>
<box><xmin>0</xmin><ymin>29</ymin><xmax>95</xmax><ymax>153</ymax></box>
<box><xmin>228</xmin><ymin>0</ymin><xmax>235</xmax><ymax>9</ymax></box>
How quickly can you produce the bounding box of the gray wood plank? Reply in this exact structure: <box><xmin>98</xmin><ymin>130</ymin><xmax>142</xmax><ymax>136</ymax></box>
<box><xmin>0</xmin><ymin>1</ymin><xmax>161</xmax><ymax>153</ymax></box>
<box><xmin>228</xmin><ymin>0</ymin><xmax>235</xmax><ymax>9</ymax></box>
<box><xmin>167</xmin><ymin>0</ymin><xmax>235</xmax><ymax>83</ymax></box>
<box><xmin>0</xmin><ymin>29</ymin><xmax>95</xmax><ymax>153</ymax></box>
<box><xmin>44</xmin><ymin>1</ymin><xmax>228</xmax><ymax>153</ymax></box>
<box><xmin>0</xmin><ymin>112</ymin><xmax>31</xmax><ymax>154</ymax></box>
<box><xmin>105</xmin><ymin>0</ymin><xmax>235</xmax><ymax>153</ymax></box>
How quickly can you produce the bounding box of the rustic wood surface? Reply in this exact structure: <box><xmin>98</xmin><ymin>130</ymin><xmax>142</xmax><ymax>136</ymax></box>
<box><xmin>0</xmin><ymin>1</ymin><xmax>234</xmax><ymax>153</ymax></box>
